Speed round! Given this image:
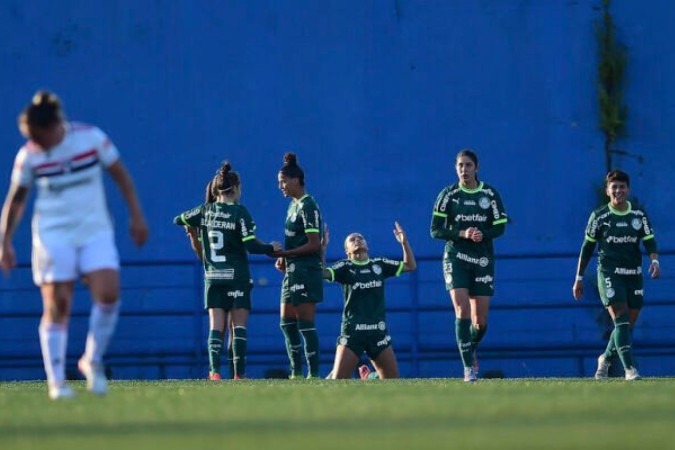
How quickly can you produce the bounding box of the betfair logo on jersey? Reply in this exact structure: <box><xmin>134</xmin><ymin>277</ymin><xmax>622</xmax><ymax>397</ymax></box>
<box><xmin>352</xmin><ymin>280</ymin><xmax>383</xmax><ymax>290</ymax></box>
<box><xmin>455</xmin><ymin>214</ymin><xmax>488</xmax><ymax>223</ymax></box>
<box><xmin>606</xmin><ymin>236</ymin><xmax>638</xmax><ymax>244</ymax></box>
<box><xmin>227</xmin><ymin>290</ymin><xmax>245</xmax><ymax>298</ymax></box>
<box><xmin>289</xmin><ymin>283</ymin><xmax>305</xmax><ymax>292</ymax></box>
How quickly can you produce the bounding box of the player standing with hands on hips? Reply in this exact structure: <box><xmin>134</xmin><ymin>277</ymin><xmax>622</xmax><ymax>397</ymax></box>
<box><xmin>573</xmin><ymin>170</ymin><xmax>660</xmax><ymax>380</ymax></box>
<box><xmin>0</xmin><ymin>91</ymin><xmax>149</xmax><ymax>399</ymax></box>
<box><xmin>430</xmin><ymin>149</ymin><xmax>508</xmax><ymax>382</ymax></box>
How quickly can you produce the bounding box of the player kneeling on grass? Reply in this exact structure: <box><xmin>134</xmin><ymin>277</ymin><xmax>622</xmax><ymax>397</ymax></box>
<box><xmin>323</xmin><ymin>222</ymin><xmax>416</xmax><ymax>379</ymax></box>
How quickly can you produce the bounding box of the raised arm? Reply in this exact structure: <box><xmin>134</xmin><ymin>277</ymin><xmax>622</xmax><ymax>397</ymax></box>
<box><xmin>394</xmin><ymin>221</ymin><xmax>416</xmax><ymax>272</ymax></box>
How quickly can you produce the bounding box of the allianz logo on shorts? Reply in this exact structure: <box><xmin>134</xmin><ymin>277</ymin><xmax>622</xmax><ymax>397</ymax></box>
<box><xmin>289</xmin><ymin>283</ymin><xmax>305</xmax><ymax>292</ymax></box>
<box><xmin>227</xmin><ymin>290</ymin><xmax>245</xmax><ymax>298</ymax></box>
<box><xmin>614</xmin><ymin>267</ymin><xmax>641</xmax><ymax>275</ymax></box>
<box><xmin>355</xmin><ymin>321</ymin><xmax>386</xmax><ymax>331</ymax></box>
<box><xmin>456</xmin><ymin>251</ymin><xmax>489</xmax><ymax>267</ymax></box>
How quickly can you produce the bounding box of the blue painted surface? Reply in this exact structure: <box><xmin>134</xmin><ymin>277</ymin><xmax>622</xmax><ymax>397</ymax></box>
<box><xmin>1</xmin><ymin>1</ymin><xmax>673</xmax><ymax>380</ymax></box>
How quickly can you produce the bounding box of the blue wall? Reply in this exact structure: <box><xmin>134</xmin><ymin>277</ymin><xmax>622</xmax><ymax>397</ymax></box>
<box><xmin>1</xmin><ymin>1</ymin><xmax>673</xmax><ymax>379</ymax></box>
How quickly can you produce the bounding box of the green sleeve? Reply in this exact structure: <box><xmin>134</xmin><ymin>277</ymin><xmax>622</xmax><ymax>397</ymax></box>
<box><xmin>482</xmin><ymin>222</ymin><xmax>506</xmax><ymax>239</ymax></box>
<box><xmin>430</xmin><ymin>213</ymin><xmax>460</xmax><ymax>241</ymax></box>
<box><xmin>245</xmin><ymin>240</ymin><xmax>274</xmax><ymax>255</ymax></box>
<box><xmin>642</xmin><ymin>236</ymin><xmax>657</xmax><ymax>254</ymax></box>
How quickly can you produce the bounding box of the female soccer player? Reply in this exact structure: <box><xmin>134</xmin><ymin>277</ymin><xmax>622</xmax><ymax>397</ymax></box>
<box><xmin>430</xmin><ymin>149</ymin><xmax>508</xmax><ymax>382</ymax></box>
<box><xmin>274</xmin><ymin>152</ymin><xmax>324</xmax><ymax>378</ymax></box>
<box><xmin>572</xmin><ymin>170</ymin><xmax>660</xmax><ymax>380</ymax></box>
<box><xmin>0</xmin><ymin>91</ymin><xmax>149</xmax><ymax>399</ymax></box>
<box><xmin>174</xmin><ymin>162</ymin><xmax>281</xmax><ymax>380</ymax></box>
<box><xmin>323</xmin><ymin>222</ymin><xmax>416</xmax><ymax>379</ymax></box>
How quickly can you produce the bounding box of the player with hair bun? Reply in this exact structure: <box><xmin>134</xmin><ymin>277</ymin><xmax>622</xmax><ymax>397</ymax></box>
<box><xmin>174</xmin><ymin>161</ymin><xmax>281</xmax><ymax>380</ymax></box>
<box><xmin>274</xmin><ymin>152</ymin><xmax>324</xmax><ymax>379</ymax></box>
<box><xmin>0</xmin><ymin>90</ymin><xmax>149</xmax><ymax>399</ymax></box>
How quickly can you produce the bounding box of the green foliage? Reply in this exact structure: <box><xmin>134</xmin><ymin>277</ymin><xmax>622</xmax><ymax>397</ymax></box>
<box><xmin>596</xmin><ymin>0</ymin><xmax>628</xmax><ymax>173</ymax></box>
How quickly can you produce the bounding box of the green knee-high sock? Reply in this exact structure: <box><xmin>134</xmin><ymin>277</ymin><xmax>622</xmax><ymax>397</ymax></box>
<box><xmin>455</xmin><ymin>318</ymin><xmax>473</xmax><ymax>368</ymax></box>
<box><xmin>232</xmin><ymin>326</ymin><xmax>247</xmax><ymax>378</ymax></box>
<box><xmin>208</xmin><ymin>329</ymin><xmax>224</xmax><ymax>375</ymax></box>
<box><xmin>613</xmin><ymin>313</ymin><xmax>635</xmax><ymax>369</ymax></box>
<box><xmin>470</xmin><ymin>323</ymin><xmax>488</xmax><ymax>350</ymax></box>
<box><xmin>227</xmin><ymin>337</ymin><xmax>234</xmax><ymax>379</ymax></box>
<box><xmin>603</xmin><ymin>327</ymin><xmax>634</xmax><ymax>359</ymax></box>
<box><xmin>280</xmin><ymin>318</ymin><xmax>303</xmax><ymax>377</ymax></box>
<box><xmin>298</xmin><ymin>320</ymin><xmax>320</xmax><ymax>377</ymax></box>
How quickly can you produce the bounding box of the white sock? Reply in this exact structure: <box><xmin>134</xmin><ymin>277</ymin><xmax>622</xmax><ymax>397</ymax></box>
<box><xmin>84</xmin><ymin>301</ymin><xmax>120</xmax><ymax>364</ymax></box>
<box><xmin>38</xmin><ymin>322</ymin><xmax>68</xmax><ymax>387</ymax></box>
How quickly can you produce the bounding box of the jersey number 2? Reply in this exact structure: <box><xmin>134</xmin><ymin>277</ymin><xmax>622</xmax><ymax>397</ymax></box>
<box><xmin>208</xmin><ymin>230</ymin><xmax>227</xmax><ymax>262</ymax></box>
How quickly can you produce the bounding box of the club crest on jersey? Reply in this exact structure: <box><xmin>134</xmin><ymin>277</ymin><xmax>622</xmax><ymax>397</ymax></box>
<box><xmin>372</xmin><ymin>264</ymin><xmax>382</xmax><ymax>275</ymax></box>
<box><xmin>339</xmin><ymin>337</ymin><xmax>348</xmax><ymax>346</ymax></box>
<box><xmin>288</xmin><ymin>263</ymin><xmax>295</xmax><ymax>273</ymax></box>
<box><xmin>631</xmin><ymin>218</ymin><xmax>642</xmax><ymax>230</ymax></box>
<box><xmin>378</xmin><ymin>321</ymin><xmax>386</xmax><ymax>331</ymax></box>
<box><xmin>479</xmin><ymin>197</ymin><xmax>491</xmax><ymax>209</ymax></box>
<box><xmin>606</xmin><ymin>288</ymin><xmax>615</xmax><ymax>298</ymax></box>
<box><xmin>479</xmin><ymin>257</ymin><xmax>489</xmax><ymax>268</ymax></box>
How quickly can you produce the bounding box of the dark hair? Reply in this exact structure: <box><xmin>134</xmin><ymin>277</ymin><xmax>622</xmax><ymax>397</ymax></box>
<box><xmin>279</xmin><ymin>152</ymin><xmax>305</xmax><ymax>186</ymax></box>
<box><xmin>214</xmin><ymin>161</ymin><xmax>240</xmax><ymax>193</ymax></box>
<box><xmin>205</xmin><ymin>178</ymin><xmax>217</xmax><ymax>203</ymax></box>
<box><xmin>606</xmin><ymin>169</ymin><xmax>630</xmax><ymax>187</ymax></box>
<box><xmin>456</xmin><ymin>148</ymin><xmax>479</xmax><ymax>181</ymax></box>
<box><xmin>456</xmin><ymin>149</ymin><xmax>478</xmax><ymax>167</ymax></box>
<box><xmin>19</xmin><ymin>90</ymin><xmax>64</xmax><ymax>129</ymax></box>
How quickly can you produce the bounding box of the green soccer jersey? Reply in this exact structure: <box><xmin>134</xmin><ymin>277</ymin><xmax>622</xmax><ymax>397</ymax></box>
<box><xmin>584</xmin><ymin>201</ymin><xmax>656</xmax><ymax>275</ymax></box>
<box><xmin>328</xmin><ymin>257</ymin><xmax>403</xmax><ymax>333</ymax></box>
<box><xmin>284</xmin><ymin>194</ymin><xmax>322</xmax><ymax>265</ymax></box>
<box><xmin>174</xmin><ymin>202</ymin><xmax>258</xmax><ymax>285</ymax></box>
<box><xmin>431</xmin><ymin>181</ymin><xmax>508</xmax><ymax>259</ymax></box>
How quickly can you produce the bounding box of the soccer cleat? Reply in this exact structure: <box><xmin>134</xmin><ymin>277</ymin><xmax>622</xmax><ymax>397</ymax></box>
<box><xmin>48</xmin><ymin>383</ymin><xmax>76</xmax><ymax>400</ymax></box>
<box><xmin>78</xmin><ymin>357</ymin><xmax>108</xmax><ymax>395</ymax></box>
<box><xmin>233</xmin><ymin>374</ymin><xmax>245</xmax><ymax>380</ymax></box>
<box><xmin>625</xmin><ymin>367</ymin><xmax>641</xmax><ymax>381</ymax></box>
<box><xmin>463</xmin><ymin>367</ymin><xmax>477</xmax><ymax>382</ymax></box>
<box><xmin>594</xmin><ymin>354</ymin><xmax>610</xmax><ymax>380</ymax></box>
<box><xmin>208</xmin><ymin>372</ymin><xmax>222</xmax><ymax>381</ymax></box>
<box><xmin>359</xmin><ymin>365</ymin><xmax>372</xmax><ymax>380</ymax></box>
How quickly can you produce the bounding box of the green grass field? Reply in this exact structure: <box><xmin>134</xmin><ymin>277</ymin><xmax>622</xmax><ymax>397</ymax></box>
<box><xmin>1</xmin><ymin>378</ymin><xmax>674</xmax><ymax>450</ymax></box>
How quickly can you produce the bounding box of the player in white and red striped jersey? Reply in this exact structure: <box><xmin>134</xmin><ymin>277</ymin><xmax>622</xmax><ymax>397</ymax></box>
<box><xmin>0</xmin><ymin>91</ymin><xmax>148</xmax><ymax>399</ymax></box>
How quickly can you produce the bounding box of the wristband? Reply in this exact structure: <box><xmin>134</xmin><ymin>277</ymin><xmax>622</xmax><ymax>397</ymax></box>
<box><xmin>575</xmin><ymin>275</ymin><xmax>583</xmax><ymax>282</ymax></box>
<box><xmin>651</xmin><ymin>260</ymin><xmax>659</xmax><ymax>266</ymax></box>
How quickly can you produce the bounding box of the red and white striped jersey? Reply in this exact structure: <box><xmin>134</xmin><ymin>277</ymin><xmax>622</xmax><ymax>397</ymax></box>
<box><xmin>11</xmin><ymin>122</ymin><xmax>120</xmax><ymax>244</ymax></box>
